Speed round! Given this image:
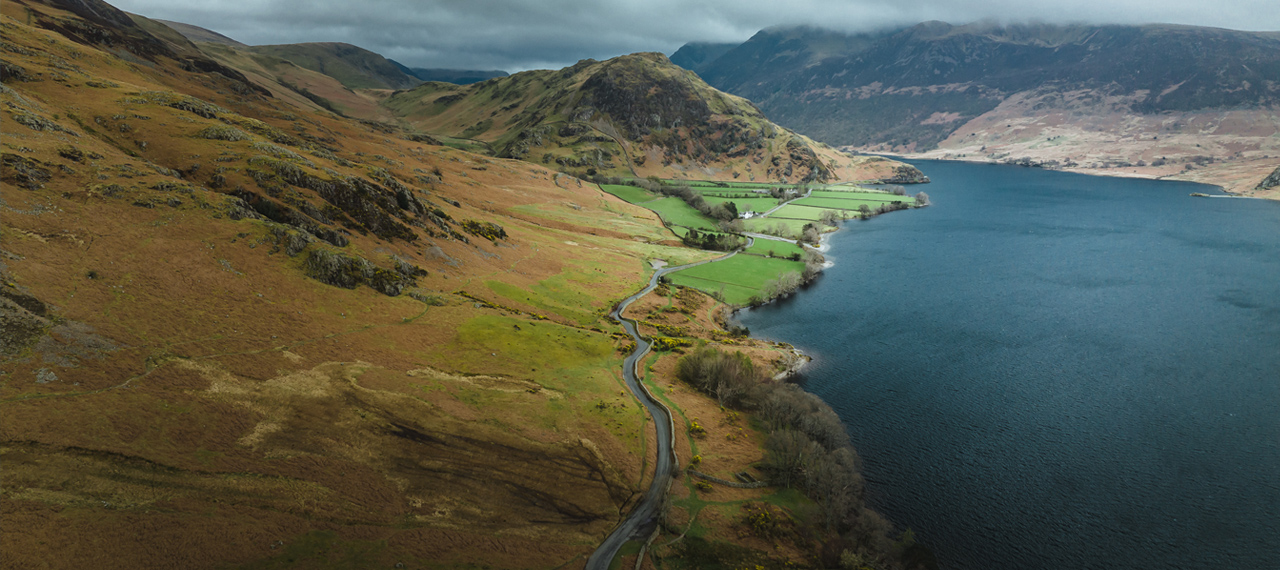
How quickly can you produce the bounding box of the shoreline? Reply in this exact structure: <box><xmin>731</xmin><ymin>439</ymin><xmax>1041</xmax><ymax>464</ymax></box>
<box><xmin>735</xmin><ymin>196</ymin><xmax>911</xmax><ymax>381</ymax></box>
<box><xmin>868</xmin><ymin>151</ymin><xmax>1255</xmax><ymax>196</ymax></box>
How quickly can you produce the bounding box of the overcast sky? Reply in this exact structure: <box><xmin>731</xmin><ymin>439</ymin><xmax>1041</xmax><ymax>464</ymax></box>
<box><xmin>111</xmin><ymin>0</ymin><xmax>1280</xmax><ymax>72</ymax></box>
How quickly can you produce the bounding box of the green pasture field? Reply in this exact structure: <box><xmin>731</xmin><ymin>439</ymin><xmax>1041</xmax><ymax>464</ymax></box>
<box><xmin>599</xmin><ymin>184</ymin><xmax>660</xmax><ymax>205</ymax></box>
<box><xmin>645</xmin><ymin>197</ymin><xmax>723</xmax><ymax>231</ymax></box>
<box><xmin>742</xmin><ymin>217</ymin><xmax>809</xmax><ymax>237</ymax></box>
<box><xmin>765</xmin><ymin>204</ymin><xmax>829</xmax><ymax>221</ymax></box>
<box><xmin>667</xmin><ymin>255</ymin><xmax>805</xmax><ymax>305</ymax></box>
<box><xmin>744</xmin><ymin>239</ymin><xmax>806</xmax><ymax>259</ymax></box>
<box><xmin>699</xmin><ymin>195</ymin><xmax>781</xmax><ymax>214</ymax></box>
<box><xmin>807</xmin><ymin>190</ymin><xmax>910</xmax><ymax>201</ymax></box>
<box><xmin>792</xmin><ymin>196</ymin><xmax>908</xmax><ymax>211</ymax></box>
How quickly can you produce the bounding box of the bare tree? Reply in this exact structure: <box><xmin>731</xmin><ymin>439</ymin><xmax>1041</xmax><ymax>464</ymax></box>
<box><xmin>801</xmin><ymin>226</ymin><xmax>822</xmax><ymax>245</ymax></box>
<box><xmin>819</xmin><ymin>209</ymin><xmax>841</xmax><ymax>227</ymax></box>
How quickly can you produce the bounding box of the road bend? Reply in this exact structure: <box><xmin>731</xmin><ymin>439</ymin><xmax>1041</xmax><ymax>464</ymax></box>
<box><xmin>584</xmin><ymin>239</ymin><xmax>749</xmax><ymax>569</ymax></box>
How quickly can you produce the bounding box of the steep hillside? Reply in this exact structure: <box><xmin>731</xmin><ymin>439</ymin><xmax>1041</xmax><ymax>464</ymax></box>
<box><xmin>667</xmin><ymin>41</ymin><xmax>737</xmax><ymax>75</ymax></box>
<box><xmin>678</xmin><ymin>22</ymin><xmax>1280</xmax><ymax>195</ymax></box>
<box><xmin>131</xmin><ymin>18</ymin><xmax>397</xmax><ymax>120</ymax></box>
<box><xmin>249</xmin><ymin>42</ymin><xmax>423</xmax><ymax>90</ymax></box>
<box><xmin>1</xmin><ymin>0</ymin><xmax>724</xmax><ymax>566</ymax></box>
<box><xmin>155</xmin><ymin>18</ymin><xmax>246</xmax><ymax>47</ymax></box>
<box><xmin>383</xmin><ymin>53</ymin><xmax>914</xmax><ymax>183</ymax></box>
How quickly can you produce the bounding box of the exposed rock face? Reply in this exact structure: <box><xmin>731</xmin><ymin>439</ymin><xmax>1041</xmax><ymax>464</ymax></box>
<box><xmin>304</xmin><ymin>249</ymin><xmax>420</xmax><ymax>296</ymax></box>
<box><xmin>1</xmin><ymin>154</ymin><xmax>53</xmax><ymax>190</ymax></box>
<box><xmin>1257</xmin><ymin>166</ymin><xmax>1280</xmax><ymax>190</ymax></box>
<box><xmin>577</xmin><ymin>57</ymin><xmax>712</xmax><ymax>139</ymax></box>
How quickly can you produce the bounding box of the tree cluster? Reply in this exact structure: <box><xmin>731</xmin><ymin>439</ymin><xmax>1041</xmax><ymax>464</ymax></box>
<box><xmin>682</xmin><ymin>228</ymin><xmax>743</xmax><ymax>251</ymax></box>
<box><xmin>675</xmin><ymin>345</ymin><xmax>761</xmax><ymax>407</ymax></box>
<box><xmin>672</xmin><ymin>346</ymin><xmax>925</xmax><ymax>568</ymax></box>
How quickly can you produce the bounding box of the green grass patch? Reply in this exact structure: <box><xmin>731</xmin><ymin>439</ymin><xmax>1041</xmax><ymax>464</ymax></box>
<box><xmin>744</xmin><ymin>239</ymin><xmax>805</xmax><ymax>259</ymax></box>
<box><xmin>485</xmin><ymin>273</ymin><xmax>604</xmax><ymax>326</ymax></box>
<box><xmin>667</xmin><ymin>255</ymin><xmax>805</xmax><ymax>305</ymax></box>
<box><xmin>758</xmin><ymin>486</ymin><xmax>814</xmax><ymax>511</ymax></box>
<box><xmin>599</xmin><ymin>184</ymin><xmax>659</xmax><ymax>205</ymax></box>
<box><xmin>742</xmin><ymin>217</ymin><xmax>808</xmax><ymax>238</ymax></box>
<box><xmin>428</xmin><ymin>314</ymin><xmax>614</xmax><ymax>392</ymax></box>
<box><xmin>645</xmin><ymin>197</ymin><xmax>722</xmax><ymax>231</ymax></box>
<box><xmin>699</xmin><ymin>195</ymin><xmax>781</xmax><ymax>214</ymax></box>
<box><xmin>808</xmin><ymin>190</ymin><xmax>905</xmax><ymax>200</ymax></box>
<box><xmin>794</xmin><ymin>196</ymin><xmax>911</xmax><ymax>210</ymax></box>
<box><xmin>434</xmin><ymin>136</ymin><xmax>493</xmax><ymax>155</ymax></box>
<box><xmin>765</xmin><ymin>204</ymin><xmax>827</xmax><ymax>221</ymax></box>
<box><xmin>239</xmin><ymin>530</ymin><xmax>391</xmax><ymax>570</ymax></box>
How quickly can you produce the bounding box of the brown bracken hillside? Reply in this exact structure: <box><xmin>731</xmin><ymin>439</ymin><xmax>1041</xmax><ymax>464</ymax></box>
<box><xmin>1</xmin><ymin>0</ymin><xmax>919</xmax><ymax>568</ymax></box>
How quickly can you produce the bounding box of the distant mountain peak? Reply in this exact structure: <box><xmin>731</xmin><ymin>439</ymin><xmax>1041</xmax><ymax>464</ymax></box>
<box><xmin>384</xmin><ymin>52</ymin><xmax>899</xmax><ymax>183</ymax></box>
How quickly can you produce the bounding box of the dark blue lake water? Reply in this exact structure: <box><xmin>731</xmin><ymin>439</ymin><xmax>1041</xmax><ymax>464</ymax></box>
<box><xmin>738</xmin><ymin>160</ymin><xmax>1280</xmax><ymax>570</ymax></box>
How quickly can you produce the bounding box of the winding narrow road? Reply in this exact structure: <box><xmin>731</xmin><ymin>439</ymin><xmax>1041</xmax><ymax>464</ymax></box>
<box><xmin>584</xmin><ymin>240</ymin><xmax>750</xmax><ymax>569</ymax></box>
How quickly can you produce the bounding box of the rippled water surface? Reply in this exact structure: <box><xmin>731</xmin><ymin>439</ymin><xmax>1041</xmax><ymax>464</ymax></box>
<box><xmin>738</xmin><ymin>160</ymin><xmax>1280</xmax><ymax>569</ymax></box>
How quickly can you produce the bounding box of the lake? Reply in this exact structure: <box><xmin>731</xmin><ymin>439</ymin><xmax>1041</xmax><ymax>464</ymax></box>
<box><xmin>738</xmin><ymin>160</ymin><xmax>1280</xmax><ymax>569</ymax></box>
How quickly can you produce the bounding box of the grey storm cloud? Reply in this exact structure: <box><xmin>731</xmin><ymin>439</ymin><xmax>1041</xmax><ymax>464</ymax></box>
<box><xmin>111</xmin><ymin>0</ymin><xmax>1280</xmax><ymax>72</ymax></box>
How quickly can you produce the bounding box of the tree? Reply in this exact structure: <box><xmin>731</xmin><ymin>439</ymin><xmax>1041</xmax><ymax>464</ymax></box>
<box><xmin>915</xmin><ymin>191</ymin><xmax>930</xmax><ymax>206</ymax></box>
<box><xmin>857</xmin><ymin>204</ymin><xmax>871</xmax><ymax>218</ymax></box>
<box><xmin>764</xmin><ymin>429</ymin><xmax>822</xmax><ymax>488</ymax></box>
<box><xmin>802</xmin><ymin>226</ymin><xmax>821</xmax><ymax>245</ymax></box>
<box><xmin>819</xmin><ymin>209</ymin><xmax>841</xmax><ymax>227</ymax></box>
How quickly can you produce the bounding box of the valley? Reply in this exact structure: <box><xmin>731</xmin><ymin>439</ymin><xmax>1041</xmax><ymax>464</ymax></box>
<box><xmin>3</xmin><ymin>0</ymin><xmax>1275</xmax><ymax>568</ymax></box>
<box><xmin>0</xmin><ymin>0</ymin><xmax>924</xmax><ymax>568</ymax></box>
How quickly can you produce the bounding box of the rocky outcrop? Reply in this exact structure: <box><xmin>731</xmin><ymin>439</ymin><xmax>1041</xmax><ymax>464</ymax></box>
<box><xmin>303</xmin><ymin>249</ymin><xmax>422</xmax><ymax>296</ymax></box>
<box><xmin>576</xmin><ymin>54</ymin><xmax>712</xmax><ymax>139</ymax></box>
<box><xmin>881</xmin><ymin>164</ymin><xmax>930</xmax><ymax>184</ymax></box>
<box><xmin>1</xmin><ymin>154</ymin><xmax>53</xmax><ymax>190</ymax></box>
<box><xmin>1256</xmin><ymin>166</ymin><xmax>1280</xmax><ymax>190</ymax></box>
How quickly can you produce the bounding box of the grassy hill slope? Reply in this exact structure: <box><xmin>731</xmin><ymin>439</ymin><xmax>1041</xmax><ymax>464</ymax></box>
<box><xmin>1</xmin><ymin>0</ymin><xmax>725</xmax><ymax>566</ymax></box>
<box><xmin>154</xmin><ymin>18</ymin><xmax>247</xmax><ymax>47</ymax></box>
<box><xmin>249</xmin><ymin>42</ymin><xmax>423</xmax><ymax>90</ymax></box>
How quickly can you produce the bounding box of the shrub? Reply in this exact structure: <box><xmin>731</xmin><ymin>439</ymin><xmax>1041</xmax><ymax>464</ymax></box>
<box><xmin>197</xmin><ymin>125</ymin><xmax>250</xmax><ymax>141</ymax></box>
<box><xmin>688</xmin><ymin>418</ymin><xmax>707</xmax><ymax>437</ymax></box>
<box><xmin>742</xmin><ymin>503</ymin><xmax>781</xmax><ymax>537</ymax></box>
<box><xmin>460</xmin><ymin>219</ymin><xmax>507</xmax><ymax>241</ymax></box>
<box><xmin>651</xmin><ymin>336</ymin><xmax>692</xmax><ymax>351</ymax></box>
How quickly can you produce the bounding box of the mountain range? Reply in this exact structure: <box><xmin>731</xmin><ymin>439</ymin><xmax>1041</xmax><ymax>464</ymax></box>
<box><xmin>673</xmin><ymin>22</ymin><xmax>1280</xmax><ymax>197</ymax></box>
